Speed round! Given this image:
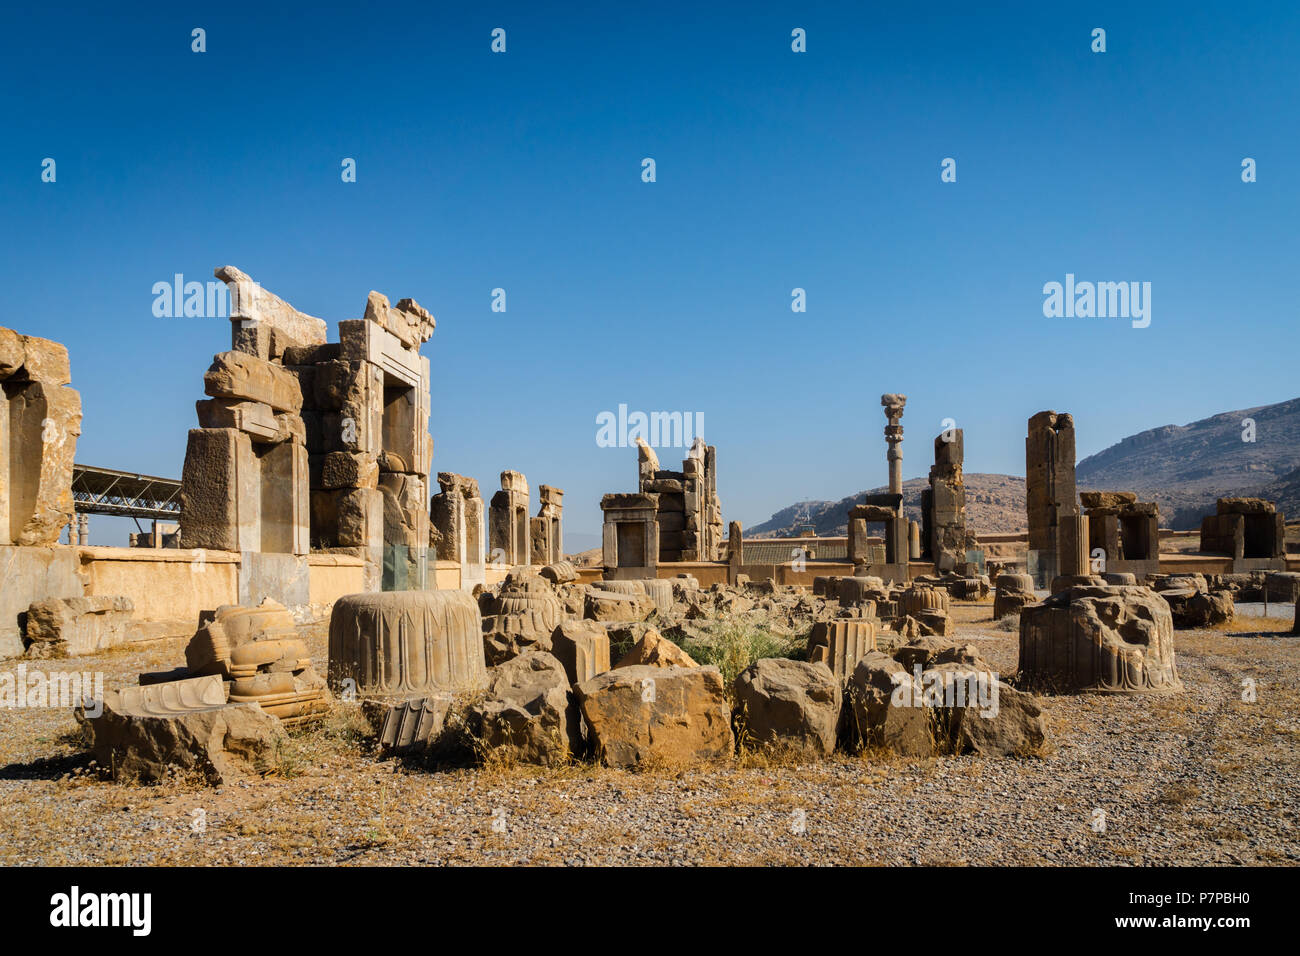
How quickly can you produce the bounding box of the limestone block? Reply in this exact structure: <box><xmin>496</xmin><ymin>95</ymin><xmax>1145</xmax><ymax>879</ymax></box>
<box><xmin>337</xmin><ymin>319</ymin><xmax>423</xmax><ymax>389</ymax></box>
<box><xmin>585</xmin><ymin>589</ymin><xmax>655</xmax><ymax>623</ymax></box>
<box><xmin>328</xmin><ymin>589</ymin><xmax>487</xmax><ymax>699</ymax></box>
<box><xmin>196</xmin><ymin>398</ymin><xmax>279</xmax><ymax>442</ymax></box>
<box><xmin>24</xmin><ymin>596</ymin><xmax>133</xmax><ymax>657</ymax></box>
<box><xmin>0</xmin><ymin>546</ymin><xmax>84</xmax><ymax>658</ymax></box>
<box><xmin>1162</xmin><ymin>588</ymin><xmax>1234</xmax><ymax>629</ymax></box>
<box><xmin>335</xmin><ymin>487</ymin><xmax>384</xmax><ymax>549</ymax></box>
<box><xmin>733</xmin><ymin>658</ymin><xmax>840</xmax><ymax>757</ymax></box>
<box><xmin>575</xmin><ymin>664</ymin><xmax>734</xmax><ymax>768</ymax></box>
<box><xmin>204</xmin><ymin>351</ymin><xmax>303</xmax><ymax>414</ymax></box>
<box><xmin>13</xmin><ymin>335</ymin><xmax>71</xmax><ymax>386</ymax></box>
<box><xmin>320</xmin><ymin>450</ymin><xmax>379</xmax><ymax>489</ymax></box>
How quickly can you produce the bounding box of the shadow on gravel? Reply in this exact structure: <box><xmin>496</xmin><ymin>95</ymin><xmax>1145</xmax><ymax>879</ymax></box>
<box><xmin>0</xmin><ymin>750</ymin><xmax>91</xmax><ymax>781</ymax></box>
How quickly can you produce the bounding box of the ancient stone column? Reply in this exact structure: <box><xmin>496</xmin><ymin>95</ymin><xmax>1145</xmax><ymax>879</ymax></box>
<box><xmin>881</xmin><ymin>394</ymin><xmax>907</xmax><ymax>500</ymax></box>
<box><xmin>1025</xmin><ymin>411</ymin><xmax>1078</xmax><ymax>585</ymax></box>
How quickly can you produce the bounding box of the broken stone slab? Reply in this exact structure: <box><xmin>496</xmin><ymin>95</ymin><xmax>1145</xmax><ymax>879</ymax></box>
<box><xmin>733</xmin><ymin>658</ymin><xmax>840</xmax><ymax>757</ymax></box>
<box><xmin>539</xmin><ymin>561</ymin><xmax>577</xmax><ymax>585</ymax></box>
<box><xmin>470</xmin><ymin>651</ymin><xmax>577</xmax><ymax>766</ymax></box>
<box><xmin>362</xmin><ymin>291</ymin><xmax>436</xmax><ymax>351</ymax></box>
<box><xmin>76</xmin><ymin>674</ymin><xmax>287</xmax><ymax>784</ymax></box>
<box><xmin>203</xmin><ymin>351</ymin><xmax>303</xmax><ymax>414</ymax></box>
<box><xmin>24</xmin><ymin>596</ymin><xmax>133</xmax><ymax>657</ymax></box>
<box><xmin>1079</xmin><ymin>491</ymin><xmax>1138</xmax><ymax>510</ymax></box>
<box><xmin>363</xmin><ymin>694</ymin><xmax>453</xmax><ymax>754</ymax></box>
<box><xmin>216</xmin><ymin>265</ymin><xmax>328</xmax><ymax>359</ymax></box>
<box><xmin>614</xmin><ymin>629</ymin><xmax>697</xmax><ymax>669</ymax></box>
<box><xmin>575</xmin><ymin>664</ymin><xmax>734</xmax><ymax>768</ymax></box>
<box><xmin>9</xmin><ymin>334</ymin><xmax>71</xmax><ymax>386</ymax></box>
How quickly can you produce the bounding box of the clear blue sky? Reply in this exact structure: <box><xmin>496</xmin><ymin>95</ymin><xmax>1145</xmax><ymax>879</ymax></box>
<box><xmin>3</xmin><ymin>1</ymin><xmax>1297</xmax><ymax>548</ymax></box>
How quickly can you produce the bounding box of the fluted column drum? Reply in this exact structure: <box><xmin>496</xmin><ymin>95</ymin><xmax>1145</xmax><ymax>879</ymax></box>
<box><xmin>329</xmin><ymin>590</ymin><xmax>487</xmax><ymax>699</ymax></box>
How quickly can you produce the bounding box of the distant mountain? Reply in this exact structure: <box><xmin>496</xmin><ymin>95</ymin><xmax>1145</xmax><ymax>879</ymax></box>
<box><xmin>749</xmin><ymin>397</ymin><xmax>1300</xmax><ymax>536</ymax></box>
<box><xmin>749</xmin><ymin>473</ymin><xmax>1027</xmax><ymax>538</ymax></box>
<box><xmin>1076</xmin><ymin>397</ymin><xmax>1300</xmax><ymax>528</ymax></box>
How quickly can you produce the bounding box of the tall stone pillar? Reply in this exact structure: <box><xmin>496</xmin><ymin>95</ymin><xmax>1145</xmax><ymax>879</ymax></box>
<box><xmin>881</xmin><ymin>393</ymin><xmax>907</xmax><ymax>501</ymax></box>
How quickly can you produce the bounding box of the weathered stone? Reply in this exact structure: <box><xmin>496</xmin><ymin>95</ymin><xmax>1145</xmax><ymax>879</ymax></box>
<box><xmin>550</xmin><ymin>619</ymin><xmax>611</xmax><ymax>685</ymax></box>
<box><xmin>575</xmin><ymin>665</ymin><xmax>734</xmax><ymax>768</ymax></box>
<box><xmin>320</xmin><ymin>450</ymin><xmax>378</xmax><ymax>489</ymax></box>
<box><xmin>949</xmin><ymin>680</ymin><xmax>1046</xmax><ymax>756</ymax></box>
<box><xmin>328</xmin><ymin>589</ymin><xmax>487</xmax><ymax>698</ymax></box>
<box><xmin>5</xmin><ymin>380</ymin><xmax>82</xmax><ymax>546</ymax></box>
<box><xmin>471</xmin><ymin>651</ymin><xmax>576</xmax><ymax>766</ymax></box>
<box><xmin>807</xmin><ymin>619</ymin><xmax>877</xmax><ymax>680</ymax></box>
<box><xmin>614</xmin><ymin>629</ymin><xmax>697</xmax><ymax>669</ymax></box>
<box><xmin>585</xmin><ymin>589</ymin><xmax>655</xmax><ymax>623</ymax></box>
<box><xmin>204</xmin><ymin>351</ymin><xmax>303</xmax><ymax>413</ymax></box>
<box><xmin>216</xmin><ymin>265</ymin><xmax>328</xmax><ymax>359</ymax></box>
<box><xmin>847</xmin><ymin>651</ymin><xmax>933</xmax><ymax>756</ymax></box>
<box><xmin>1162</xmin><ymin>588</ymin><xmax>1234</xmax><ymax>629</ymax></box>
<box><xmin>483</xmin><ymin>575</ymin><xmax>562</xmax><ymax>665</ymax></box>
<box><xmin>1079</xmin><ymin>491</ymin><xmax>1138</xmax><ymax>510</ymax></box>
<box><xmin>14</xmin><ymin>335</ymin><xmax>71</xmax><ymax>386</ymax></box>
<box><xmin>1019</xmin><ymin>586</ymin><xmax>1183</xmax><ymax>694</ymax></box>
<box><xmin>24</xmin><ymin>596</ymin><xmax>133</xmax><ymax>657</ymax></box>
<box><xmin>733</xmin><ymin>658</ymin><xmax>840</xmax><ymax>757</ymax></box>
<box><xmin>76</xmin><ymin>675</ymin><xmax>287</xmax><ymax>784</ymax></box>
<box><xmin>363</xmin><ymin>290</ymin><xmax>436</xmax><ymax>350</ymax></box>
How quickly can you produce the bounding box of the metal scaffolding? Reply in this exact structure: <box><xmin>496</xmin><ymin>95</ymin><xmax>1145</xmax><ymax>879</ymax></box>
<box><xmin>71</xmin><ymin>464</ymin><xmax>182</xmax><ymax>520</ymax></box>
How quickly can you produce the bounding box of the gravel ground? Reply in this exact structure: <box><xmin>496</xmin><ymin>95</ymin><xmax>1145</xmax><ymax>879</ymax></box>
<box><xmin>1</xmin><ymin>604</ymin><xmax>1296</xmax><ymax>866</ymax></box>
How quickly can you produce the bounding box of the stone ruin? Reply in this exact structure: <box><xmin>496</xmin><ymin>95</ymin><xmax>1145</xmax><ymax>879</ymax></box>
<box><xmin>1019</xmin><ymin>585</ymin><xmax>1183</xmax><ymax>694</ymax></box>
<box><xmin>921</xmin><ymin>426</ymin><xmax>967</xmax><ymax>572</ymax></box>
<box><xmin>841</xmin><ymin>395</ymin><xmax>913</xmax><ymax>582</ymax></box>
<box><xmin>1081</xmin><ymin>491</ymin><xmax>1159</xmax><ymax>578</ymax></box>
<box><xmin>1199</xmin><ymin>497</ymin><xmax>1287</xmax><ymax>572</ymax></box>
<box><xmin>76</xmin><ymin>598</ymin><xmax>331</xmax><ymax>781</ymax></box>
<box><xmin>1025</xmin><ymin>410</ymin><xmax>1088</xmax><ymax>587</ymax></box>
<box><xmin>488</xmin><ymin>470</ymin><xmax>532</xmax><ymax>566</ymax></box>
<box><xmin>530</xmin><ymin>484</ymin><xmax>564</xmax><ymax>566</ymax></box>
<box><xmin>636</xmin><ymin>436</ymin><xmax>722</xmax><ymax>562</ymax></box>
<box><xmin>179</xmin><ymin>266</ymin><xmax>434</xmax><ymax>592</ymax></box>
<box><xmin>430</xmin><ymin>471</ymin><xmax>486</xmax><ymax>591</ymax></box>
<box><xmin>600</xmin><ymin>492</ymin><xmax>661</xmax><ymax>579</ymax></box>
<box><xmin>1</xmin><ymin>326</ymin><xmax>81</xmax><ymax>548</ymax></box>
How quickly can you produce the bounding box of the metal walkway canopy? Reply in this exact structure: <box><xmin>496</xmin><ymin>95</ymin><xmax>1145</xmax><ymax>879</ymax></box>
<box><xmin>71</xmin><ymin>465</ymin><xmax>182</xmax><ymax>519</ymax></box>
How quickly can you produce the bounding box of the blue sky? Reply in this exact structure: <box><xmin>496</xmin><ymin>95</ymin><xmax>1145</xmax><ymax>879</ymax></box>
<box><xmin>3</xmin><ymin>1</ymin><xmax>1297</xmax><ymax>548</ymax></box>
